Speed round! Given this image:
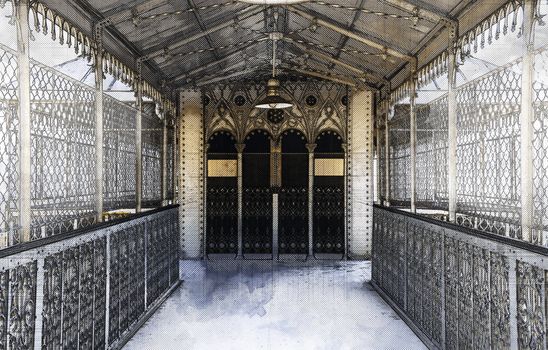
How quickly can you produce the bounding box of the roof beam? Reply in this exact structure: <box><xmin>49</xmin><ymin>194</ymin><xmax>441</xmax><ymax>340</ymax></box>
<box><xmin>283</xmin><ymin>36</ymin><xmax>388</xmax><ymax>84</ymax></box>
<box><xmin>287</xmin><ymin>5</ymin><xmax>414</xmax><ymax>62</ymax></box>
<box><xmin>283</xmin><ymin>65</ymin><xmax>358</xmax><ymax>87</ymax></box>
<box><xmin>195</xmin><ymin>66</ymin><xmax>269</xmax><ymax>87</ymax></box>
<box><xmin>168</xmin><ymin>38</ymin><xmax>268</xmax><ymax>83</ymax></box>
<box><xmin>380</xmin><ymin>0</ymin><xmax>454</xmax><ymax>25</ymax></box>
<box><xmin>98</xmin><ymin>0</ymin><xmax>168</xmax><ymax>27</ymax></box>
<box><xmin>140</xmin><ymin>6</ymin><xmax>264</xmax><ymax>61</ymax></box>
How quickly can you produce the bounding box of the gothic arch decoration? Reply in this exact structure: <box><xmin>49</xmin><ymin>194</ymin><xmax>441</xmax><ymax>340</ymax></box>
<box><xmin>203</xmin><ymin>79</ymin><xmax>349</xmax><ymax>145</ymax></box>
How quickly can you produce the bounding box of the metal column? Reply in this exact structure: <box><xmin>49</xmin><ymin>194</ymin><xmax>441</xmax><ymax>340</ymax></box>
<box><xmin>94</xmin><ymin>28</ymin><xmax>104</xmax><ymax>223</ymax></box>
<box><xmin>16</xmin><ymin>0</ymin><xmax>32</xmax><ymax>242</ymax></box>
<box><xmin>520</xmin><ymin>0</ymin><xmax>536</xmax><ymax>243</ymax></box>
<box><xmin>235</xmin><ymin>143</ymin><xmax>245</xmax><ymax>258</ymax></box>
<box><xmin>161</xmin><ymin>115</ymin><xmax>168</xmax><ymax>206</ymax></box>
<box><xmin>384</xmin><ymin>102</ymin><xmax>391</xmax><ymax>207</ymax></box>
<box><xmin>410</xmin><ymin>69</ymin><xmax>417</xmax><ymax>213</ymax></box>
<box><xmin>447</xmin><ymin>37</ymin><xmax>458</xmax><ymax>222</ymax></box>
<box><xmin>306</xmin><ymin>143</ymin><xmax>316</xmax><ymax>257</ymax></box>
<box><xmin>136</xmin><ymin>68</ymin><xmax>143</xmax><ymax>213</ymax></box>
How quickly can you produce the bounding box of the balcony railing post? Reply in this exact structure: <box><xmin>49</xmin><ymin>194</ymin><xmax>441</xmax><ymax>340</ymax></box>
<box><xmin>16</xmin><ymin>0</ymin><xmax>32</xmax><ymax>242</ymax></box>
<box><xmin>520</xmin><ymin>0</ymin><xmax>535</xmax><ymax>243</ymax></box>
<box><xmin>447</xmin><ymin>32</ymin><xmax>458</xmax><ymax>223</ymax></box>
<box><xmin>94</xmin><ymin>26</ymin><xmax>104</xmax><ymax>223</ymax></box>
<box><xmin>410</xmin><ymin>62</ymin><xmax>417</xmax><ymax>213</ymax></box>
<box><xmin>104</xmin><ymin>233</ymin><xmax>111</xmax><ymax>349</ymax></box>
<box><xmin>136</xmin><ymin>64</ymin><xmax>143</xmax><ymax>213</ymax></box>
<box><xmin>33</xmin><ymin>257</ymin><xmax>45</xmax><ymax>349</ymax></box>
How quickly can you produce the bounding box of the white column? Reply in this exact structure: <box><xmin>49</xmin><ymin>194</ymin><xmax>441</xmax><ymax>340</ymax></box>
<box><xmin>94</xmin><ymin>29</ymin><xmax>104</xmax><ymax>223</ymax></box>
<box><xmin>520</xmin><ymin>0</ymin><xmax>536</xmax><ymax>243</ymax></box>
<box><xmin>179</xmin><ymin>89</ymin><xmax>204</xmax><ymax>259</ymax></box>
<box><xmin>349</xmin><ymin>90</ymin><xmax>374</xmax><ymax>258</ymax></box>
<box><xmin>235</xmin><ymin>143</ymin><xmax>245</xmax><ymax>258</ymax></box>
<box><xmin>16</xmin><ymin>0</ymin><xmax>32</xmax><ymax>242</ymax></box>
<box><xmin>447</xmin><ymin>38</ymin><xmax>458</xmax><ymax>222</ymax></box>
<box><xmin>136</xmin><ymin>70</ymin><xmax>143</xmax><ymax>213</ymax></box>
<box><xmin>306</xmin><ymin>143</ymin><xmax>316</xmax><ymax>257</ymax></box>
<box><xmin>410</xmin><ymin>72</ymin><xmax>417</xmax><ymax>213</ymax></box>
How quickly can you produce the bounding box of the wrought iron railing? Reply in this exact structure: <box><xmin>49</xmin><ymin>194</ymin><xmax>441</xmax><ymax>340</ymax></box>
<box><xmin>372</xmin><ymin>205</ymin><xmax>548</xmax><ymax>350</ymax></box>
<box><xmin>0</xmin><ymin>205</ymin><xmax>179</xmax><ymax>349</ymax></box>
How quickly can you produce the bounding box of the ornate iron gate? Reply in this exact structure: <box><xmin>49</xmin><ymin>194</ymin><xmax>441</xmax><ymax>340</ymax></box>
<box><xmin>313</xmin><ymin>131</ymin><xmax>345</xmax><ymax>255</ymax></box>
<box><xmin>242</xmin><ymin>130</ymin><xmax>273</xmax><ymax>255</ymax></box>
<box><xmin>279</xmin><ymin>130</ymin><xmax>309</xmax><ymax>255</ymax></box>
<box><xmin>206</xmin><ymin>131</ymin><xmax>238</xmax><ymax>255</ymax></box>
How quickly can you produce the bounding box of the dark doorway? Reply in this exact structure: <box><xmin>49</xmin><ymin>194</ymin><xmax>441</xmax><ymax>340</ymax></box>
<box><xmin>279</xmin><ymin>129</ymin><xmax>308</xmax><ymax>255</ymax></box>
<box><xmin>242</xmin><ymin>130</ymin><xmax>272</xmax><ymax>255</ymax></box>
<box><xmin>206</xmin><ymin>131</ymin><xmax>238</xmax><ymax>255</ymax></box>
<box><xmin>314</xmin><ymin>131</ymin><xmax>345</xmax><ymax>256</ymax></box>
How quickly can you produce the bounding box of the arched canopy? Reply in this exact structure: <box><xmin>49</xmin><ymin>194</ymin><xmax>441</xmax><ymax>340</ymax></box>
<box><xmin>244</xmin><ymin>129</ymin><xmax>271</xmax><ymax>153</ymax></box>
<box><xmin>281</xmin><ymin>129</ymin><xmax>307</xmax><ymax>153</ymax></box>
<box><xmin>315</xmin><ymin>130</ymin><xmax>344</xmax><ymax>154</ymax></box>
<box><xmin>208</xmin><ymin>130</ymin><xmax>236</xmax><ymax>154</ymax></box>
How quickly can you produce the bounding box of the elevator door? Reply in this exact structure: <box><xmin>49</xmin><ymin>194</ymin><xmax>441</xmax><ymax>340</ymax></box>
<box><xmin>279</xmin><ymin>130</ymin><xmax>308</xmax><ymax>255</ymax></box>
<box><xmin>242</xmin><ymin>130</ymin><xmax>272</xmax><ymax>255</ymax></box>
<box><xmin>313</xmin><ymin>131</ymin><xmax>345</xmax><ymax>256</ymax></box>
<box><xmin>206</xmin><ymin>131</ymin><xmax>238</xmax><ymax>255</ymax></box>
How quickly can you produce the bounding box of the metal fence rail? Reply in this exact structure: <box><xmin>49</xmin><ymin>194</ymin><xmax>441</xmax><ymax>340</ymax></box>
<box><xmin>0</xmin><ymin>205</ymin><xmax>179</xmax><ymax>350</ymax></box>
<box><xmin>372</xmin><ymin>205</ymin><xmax>547</xmax><ymax>350</ymax></box>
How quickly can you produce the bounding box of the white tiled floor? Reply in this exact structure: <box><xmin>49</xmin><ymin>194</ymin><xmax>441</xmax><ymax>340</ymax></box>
<box><xmin>124</xmin><ymin>260</ymin><xmax>426</xmax><ymax>350</ymax></box>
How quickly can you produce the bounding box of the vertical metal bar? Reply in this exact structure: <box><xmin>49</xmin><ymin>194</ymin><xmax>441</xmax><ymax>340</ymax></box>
<box><xmin>172</xmin><ymin>121</ymin><xmax>178</xmax><ymax>202</ymax></box>
<box><xmin>161</xmin><ymin>115</ymin><xmax>168</xmax><ymax>206</ymax></box>
<box><xmin>342</xmin><ymin>143</ymin><xmax>348</xmax><ymax>260</ymax></box>
<box><xmin>104</xmin><ymin>234</ymin><xmax>111</xmax><ymax>349</ymax></box>
<box><xmin>520</xmin><ymin>0</ymin><xmax>535</xmax><ymax>243</ymax></box>
<box><xmin>272</xmin><ymin>193</ymin><xmax>278</xmax><ymax>260</ymax></box>
<box><xmin>136</xmin><ymin>69</ymin><xmax>143</xmax><ymax>213</ymax></box>
<box><xmin>16</xmin><ymin>0</ymin><xmax>32</xmax><ymax>242</ymax></box>
<box><xmin>306</xmin><ymin>143</ymin><xmax>316</xmax><ymax>258</ymax></box>
<box><xmin>440</xmin><ymin>233</ymin><xmax>446</xmax><ymax>350</ymax></box>
<box><xmin>94</xmin><ymin>29</ymin><xmax>104</xmax><ymax>223</ymax></box>
<box><xmin>410</xmin><ymin>68</ymin><xmax>417</xmax><ymax>213</ymax></box>
<box><xmin>376</xmin><ymin>123</ymin><xmax>382</xmax><ymax>205</ymax></box>
<box><xmin>384</xmin><ymin>104</ymin><xmax>391</xmax><ymax>207</ymax></box>
<box><xmin>508</xmin><ymin>257</ymin><xmax>518</xmax><ymax>350</ymax></box>
<box><xmin>236</xmin><ymin>144</ymin><xmax>245</xmax><ymax>259</ymax></box>
<box><xmin>144</xmin><ymin>221</ymin><xmax>148</xmax><ymax>307</ymax></box>
<box><xmin>33</xmin><ymin>257</ymin><xmax>45</xmax><ymax>349</ymax></box>
<box><xmin>447</xmin><ymin>37</ymin><xmax>458</xmax><ymax>222</ymax></box>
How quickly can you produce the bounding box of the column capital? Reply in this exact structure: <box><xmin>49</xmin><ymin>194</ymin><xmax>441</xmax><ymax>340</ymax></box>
<box><xmin>341</xmin><ymin>143</ymin><xmax>348</xmax><ymax>152</ymax></box>
<box><xmin>235</xmin><ymin>143</ymin><xmax>245</xmax><ymax>153</ymax></box>
<box><xmin>305</xmin><ymin>143</ymin><xmax>317</xmax><ymax>153</ymax></box>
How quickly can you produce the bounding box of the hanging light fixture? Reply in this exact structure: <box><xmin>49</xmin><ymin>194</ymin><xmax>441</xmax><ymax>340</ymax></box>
<box><xmin>255</xmin><ymin>32</ymin><xmax>293</xmax><ymax>109</ymax></box>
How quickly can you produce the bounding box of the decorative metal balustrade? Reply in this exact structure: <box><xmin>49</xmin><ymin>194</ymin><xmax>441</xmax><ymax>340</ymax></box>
<box><xmin>0</xmin><ymin>42</ymin><xmax>174</xmax><ymax>248</ymax></box>
<box><xmin>372</xmin><ymin>205</ymin><xmax>547</xmax><ymax>350</ymax></box>
<box><xmin>0</xmin><ymin>205</ymin><xmax>179</xmax><ymax>350</ymax></box>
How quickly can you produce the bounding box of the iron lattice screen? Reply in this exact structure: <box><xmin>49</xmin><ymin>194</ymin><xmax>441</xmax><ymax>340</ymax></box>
<box><xmin>0</xmin><ymin>43</ymin><xmax>172</xmax><ymax>247</ymax></box>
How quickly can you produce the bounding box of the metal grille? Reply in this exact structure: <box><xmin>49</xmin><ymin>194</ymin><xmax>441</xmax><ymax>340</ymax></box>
<box><xmin>456</xmin><ymin>59</ymin><xmax>522</xmax><ymax>236</ymax></box>
<box><xmin>30</xmin><ymin>59</ymin><xmax>97</xmax><ymax>239</ymax></box>
<box><xmin>0</xmin><ymin>44</ymin><xmax>19</xmax><ymax>246</ymax></box>
<box><xmin>142</xmin><ymin>112</ymin><xmax>162</xmax><ymax>206</ymax></box>
<box><xmin>388</xmin><ymin>105</ymin><xmax>411</xmax><ymax>206</ymax></box>
<box><xmin>416</xmin><ymin>96</ymin><xmax>448</xmax><ymax>209</ymax></box>
<box><xmin>533</xmin><ymin>46</ymin><xmax>548</xmax><ymax>245</ymax></box>
<box><xmin>103</xmin><ymin>96</ymin><xmax>137</xmax><ymax>210</ymax></box>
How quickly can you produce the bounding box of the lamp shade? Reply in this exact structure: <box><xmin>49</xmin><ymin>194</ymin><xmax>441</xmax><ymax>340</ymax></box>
<box><xmin>255</xmin><ymin>78</ymin><xmax>293</xmax><ymax>109</ymax></box>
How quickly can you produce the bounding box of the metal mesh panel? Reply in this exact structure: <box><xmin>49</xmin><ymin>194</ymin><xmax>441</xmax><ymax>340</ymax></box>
<box><xmin>416</xmin><ymin>96</ymin><xmax>448</xmax><ymax>209</ymax></box>
<box><xmin>0</xmin><ymin>44</ymin><xmax>19</xmax><ymax>245</ymax></box>
<box><xmin>103</xmin><ymin>96</ymin><xmax>137</xmax><ymax>210</ymax></box>
<box><xmin>142</xmin><ymin>112</ymin><xmax>162</xmax><ymax>206</ymax></box>
<box><xmin>455</xmin><ymin>60</ymin><xmax>522</xmax><ymax>237</ymax></box>
<box><xmin>30</xmin><ymin>59</ymin><xmax>97</xmax><ymax>239</ymax></box>
<box><xmin>533</xmin><ymin>46</ymin><xmax>548</xmax><ymax>245</ymax></box>
<box><xmin>388</xmin><ymin>105</ymin><xmax>410</xmax><ymax>206</ymax></box>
